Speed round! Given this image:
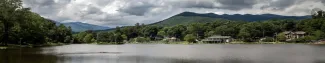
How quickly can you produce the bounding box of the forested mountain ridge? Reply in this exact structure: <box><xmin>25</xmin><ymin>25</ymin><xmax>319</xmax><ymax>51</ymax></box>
<box><xmin>74</xmin><ymin>9</ymin><xmax>325</xmax><ymax>43</ymax></box>
<box><xmin>88</xmin><ymin>12</ymin><xmax>311</xmax><ymax>32</ymax></box>
<box><xmin>56</xmin><ymin>22</ymin><xmax>110</xmax><ymax>32</ymax></box>
<box><xmin>151</xmin><ymin>12</ymin><xmax>311</xmax><ymax>26</ymax></box>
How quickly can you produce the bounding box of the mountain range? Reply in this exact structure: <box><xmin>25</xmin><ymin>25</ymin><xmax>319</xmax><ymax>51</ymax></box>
<box><xmin>56</xmin><ymin>11</ymin><xmax>311</xmax><ymax>32</ymax></box>
<box><xmin>150</xmin><ymin>12</ymin><xmax>311</xmax><ymax>26</ymax></box>
<box><xmin>56</xmin><ymin>22</ymin><xmax>110</xmax><ymax>32</ymax></box>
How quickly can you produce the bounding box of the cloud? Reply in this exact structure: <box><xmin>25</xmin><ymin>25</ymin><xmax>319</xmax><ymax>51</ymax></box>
<box><xmin>216</xmin><ymin>0</ymin><xmax>257</xmax><ymax>10</ymax></box>
<box><xmin>118</xmin><ymin>2</ymin><xmax>155</xmax><ymax>16</ymax></box>
<box><xmin>22</xmin><ymin>0</ymin><xmax>325</xmax><ymax>27</ymax></box>
<box><xmin>271</xmin><ymin>0</ymin><xmax>296</xmax><ymax>9</ymax></box>
<box><xmin>168</xmin><ymin>0</ymin><xmax>217</xmax><ymax>9</ymax></box>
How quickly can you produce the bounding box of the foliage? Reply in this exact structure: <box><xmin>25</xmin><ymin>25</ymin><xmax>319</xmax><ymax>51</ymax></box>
<box><xmin>157</xmin><ymin>30</ymin><xmax>167</xmax><ymax>37</ymax></box>
<box><xmin>312</xmin><ymin>30</ymin><xmax>325</xmax><ymax>40</ymax></box>
<box><xmin>151</xmin><ymin>16</ymin><xmax>220</xmax><ymax>27</ymax></box>
<box><xmin>141</xmin><ymin>26</ymin><xmax>161</xmax><ymax>40</ymax></box>
<box><xmin>83</xmin><ymin>34</ymin><xmax>93</xmax><ymax>43</ymax></box>
<box><xmin>276</xmin><ymin>32</ymin><xmax>286</xmax><ymax>42</ymax></box>
<box><xmin>294</xmin><ymin>36</ymin><xmax>316</xmax><ymax>43</ymax></box>
<box><xmin>0</xmin><ymin>0</ymin><xmax>72</xmax><ymax>45</ymax></box>
<box><xmin>184</xmin><ymin>34</ymin><xmax>196</xmax><ymax>43</ymax></box>
<box><xmin>131</xmin><ymin>37</ymin><xmax>150</xmax><ymax>43</ymax></box>
<box><xmin>311</xmin><ymin>8</ymin><xmax>325</xmax><ymax>19</ymax></box>
<box><xmin>91</xmin><ymin>17</ymin><xmax>325</xmax><ymax>43</ymax></box>
<box><xmin>187</xmin><ymin>23</ymin><xmax>205</xmax><ymax>39</ymax></box>
<box><xmin>76</xmin><ymin>9</ymin><xmax>325</xmax><ymax>43</ymax></box>
<box><xmin>261</xmin><ymin>37</ymin><xmax>275</xmax><ymax>42</ymax></box>
<box><xmin>150</xmin><ymin>12</ymin><xmax>309</xmax><ymax>27</ymax></box>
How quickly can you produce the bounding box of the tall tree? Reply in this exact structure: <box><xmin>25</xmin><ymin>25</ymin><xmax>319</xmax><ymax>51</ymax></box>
<box><xmin>187</xmin><ymin>23</ymin><xmax>205</xmax><ymax>39</ymax></box>
<box><xmin>184</xmin><ymin>34</ymin><xmax>196</xmax><ymax>43</ymax></box>
<box><xmin>0</xmin><ymin>0</ymin><xmax>24</xmax><ymax>45</ymax></box>
<box><xmin>312</xmin><ymin>8</ymin><xmax>325</xmax><ymax>19</ymax></box>
<box><xmin>167</xmin><ymin>25</ymin><xmax>186</xmax><ymax>39</ymax></box>
<box><xmin>142</xmin><ymin>26</ymin><xmax>160</xmax><ymax>40</ymax></box>
<box><xmin>83</xmin><ymin>34</ymin><xmax>93</xmax><ymax>43</ymax></box>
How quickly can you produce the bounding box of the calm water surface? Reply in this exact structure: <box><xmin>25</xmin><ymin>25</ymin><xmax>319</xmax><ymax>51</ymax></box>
<box><xmin>1</xmin><ymin>44</ymin><xmax>325</xmax><ymax>63</ymax></box>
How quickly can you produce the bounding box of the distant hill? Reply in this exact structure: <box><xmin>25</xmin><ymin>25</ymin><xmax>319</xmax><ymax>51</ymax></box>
<box><xmin>151</xmin><ymin>12</ymin><xmax>311</xmax><ymax>26</ymax></box>
<box><xmin>57</xmin><ymin>22</ymin><xmax>110</xmax><ymax>32</ymax></box>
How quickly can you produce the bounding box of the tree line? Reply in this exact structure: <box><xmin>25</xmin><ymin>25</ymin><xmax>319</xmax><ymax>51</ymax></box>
<box><xmin>73</xmin><ymin>8</ymin><xmax>325</xmax><ymax>43</ymax></box>
<box><xmin>0</xmin><ymin>0</ymin><xmax>72</xmax><ymax>46</ymax></box>
<box><xmin>74</xmin><ymin>14</ymin><xmax>325</xmax><ymax>43</ymax></box>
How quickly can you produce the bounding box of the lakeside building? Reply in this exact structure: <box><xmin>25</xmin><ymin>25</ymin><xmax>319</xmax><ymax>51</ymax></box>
<box><xmin>202</xmin><ymin>35</ymin><xmax>232</xmax><ymax>43</ymax></box>
<box><xmin>164</xmin><ymin>37</ymin><xmax>179</xmax><ymax>42</ymax></box>
<box><xmin>283</xmin><ymin>31</ymin><xmax>306</xmax><ymax>41</ymax></box>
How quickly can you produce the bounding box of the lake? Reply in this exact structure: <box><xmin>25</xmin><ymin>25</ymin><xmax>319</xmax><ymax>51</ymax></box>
<box><xmin>1</xmin><ymin>44</ymin><xmax>325</xmax><ymax>63</ymax></box>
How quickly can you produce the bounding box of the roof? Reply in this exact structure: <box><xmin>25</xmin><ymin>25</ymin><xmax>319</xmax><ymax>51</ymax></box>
<box><xmin>283</xmin><ymin>31</ymin><xmax>306</xmax><ymax>34</ymax></box>
<box><xmin>283</xmin><ymin>31</ymin><xmax>291</xmax><ymax>34</ymax></box>
<box><xmin>171</xmin><ymin>37</ymin><xmax>177</xmax><ymax>39</ymax></box>
<box><xmin>295</xmin><ymin>31</ymin><xmax>306</xmax><ymax>34</ymax></box>
<box><xmin>166</xmin><ymin>37</ymin><xmax>177</xmax><ymax>39</ymax></box>
<box><xmin>207</xmin><ymin>35</ymin><xmax>231</xmax><ymax>39</ymax></box>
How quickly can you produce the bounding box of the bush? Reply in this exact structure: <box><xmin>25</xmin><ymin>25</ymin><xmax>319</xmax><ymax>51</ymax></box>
<box><xmin>276</xmin><ymin>32</ymin><xmax>286</xmax><ymax>42</ymax></box>
<box><xmin>83</xmin><ymin>34</ymin><xmax>94</xmax><ymax>43</ymax></box>
<box><xmin>132</xmin><ymin>37</ymin><xmax>150</xmax><ymax>43</ymax></box>
<box><xmin>184</xmin><ymin>34</ymin><xmax>196</xmax><ymax>43</ymax></box>
<box><xmin>261</xmin><ymin>37</ymin><xmax>275</xmax><ymax>42</ymax></box>
<box><xmin>294</xmin><ymin>36</ymin><xmax>316</xmax><ymax>43</ymax></box>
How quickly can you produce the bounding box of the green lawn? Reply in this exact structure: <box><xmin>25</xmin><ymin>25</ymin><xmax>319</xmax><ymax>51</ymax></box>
<box><xmin>0</xmin><ymin>46</ymin><xmax>7</xmax><ymax>49</ymax></box>
<box><xmin>121</xmin><ymin>41</ymin><xmax>315</xmax><ymax>44</ymax></box>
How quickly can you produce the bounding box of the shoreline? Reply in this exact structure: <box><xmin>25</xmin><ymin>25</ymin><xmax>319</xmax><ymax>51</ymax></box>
<box><xmin>1</xmin><ymin>41</ymin><xmax>324</xmax><ymax>49</ymax></box>
<box><xmin>0</xmin><ymin>42</ymin><xmax>66</xmax><ymax>49</ymax></box>
<box><xmin>94</xmin><ymin>41</ymin><xmax>324</xmax><ymax>45</ymax></box>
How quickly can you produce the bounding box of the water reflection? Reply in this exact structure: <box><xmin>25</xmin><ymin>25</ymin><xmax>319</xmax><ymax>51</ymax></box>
<box><xmin>0</xmin><ymin>48</ymin><xmax>58</xmax><ymax>63</ymax></box>
<box><xmin>1</xmin><ymin>44</ymin><xmax>325</xmax><ymax>63</ymax></box>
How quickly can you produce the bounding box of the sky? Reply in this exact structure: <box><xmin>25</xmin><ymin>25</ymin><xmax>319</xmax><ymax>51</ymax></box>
<box><xmin>22</xmin><ymin>0</ymin><xmax>325</xmax><ymax>27</ymax></box>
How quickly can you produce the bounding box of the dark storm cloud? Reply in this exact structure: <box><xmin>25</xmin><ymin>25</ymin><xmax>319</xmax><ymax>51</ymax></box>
<box><xmin>23</xmin><ymin>0</ymin><xmax>55</xmax><ymax>14</ymax></box>
<box><xmin>94</xmin><ymin>0</ymin><xmax>114</xmax><ymax>6</ymax></box>
<box><xmin>118</xmin><ymin>2</ymin><xmax>155</xmax><ymax>16</ymax></box>
<box><xmin>171</xmin><ymin>0</ymin><xmax>257</xmax><ymax>10</ymax></box>
<box><xmin>173</xmin><ymin>0</ymin><xmax>216</xmax><ymax>9</ymax></box>
<box><xmin>269</xmin><ymin>0</ymin><xmax>297</xmax><ymax>10</ymax></box>
<box><xmin>216</xmin><ymin>0</ymin><xmax>257</xmax><ymax>10</ymax></box>
<box><xmin>23</xmin><ymin>0</ymin><xmax>55</xmax><ymax>6</ymax></box>
<box><xmin>86</xmin><ymin>5</ymin><xmax>103</xmax><ymax>14</ymax></box>
<box><xmin>23</xmin><ymin>0</ymin><xmax>71</xmax><ymax>15</ymax></box>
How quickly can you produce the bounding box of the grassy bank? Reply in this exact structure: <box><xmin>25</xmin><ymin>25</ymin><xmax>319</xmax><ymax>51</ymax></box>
<box><xmin>95</xmin><ymin>41</ymin><xmax>314</xmax><ymax>45</ymax></box>
<box><xmin>92</xmin><ymin>41</ymin><xmax>193</xmax><ymax>45</ymax></box>
<box><xmin>121</xmin><ymin>41</ymin><xmax>324</xmax><ymax>45</ymax></box>
<box><xmin>2</xmin><ymin>41</ymin><xmax>322</xmax><ymax>49</ymax></box>
<box><xmin>125</xmin><ymin>41</ymin><xmax>192</xmax><ymax>44</ymax></box>
<box><xmin>227</xmin><ymin>42</ymin><xmax>288</xmax><ymax>44</ymax></box>
<box><xmin>0</xmin><ymin>46</ymin><xmax>7</xmax><ymax>49</ymax></box>
<box><xmin>0</xmin><ymin>42</ymin><xmax>66</xmax><ymax>49</ymax></box>
<box><xmin>91</xmin><ymin>42</ymin><xmax>124</xmax><ymax>45</ymax></box>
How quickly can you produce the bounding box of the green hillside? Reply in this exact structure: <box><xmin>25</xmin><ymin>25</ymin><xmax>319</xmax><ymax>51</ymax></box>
<box><xmin>95</xmin><ymin>11</ymin><xmax>310</xmax><ymax>33</ymax></box>
<box><xmin>150</xmin><ymin>12</ymin><xmax>310</xmax><ymax>27</ymax></box>
<box><xmin>150</xmin><ymin>16</ymin><xmax>224</xmax><ymax>26</ymax></box>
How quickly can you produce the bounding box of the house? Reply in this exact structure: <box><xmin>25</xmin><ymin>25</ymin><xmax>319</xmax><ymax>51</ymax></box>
<box><xmin>164</xmin><ymin>37</ymin><xmax>179</xmax><ymax>42</ymax></box>
<box><xmin>202</xmin><ymin>35</ymin><xmax>232</xmax><ymax>43</ymax></box>
<box><xmin>283</xmin><ymin>31</ymin><xmax>306</xmax><ymax>41</ymax></box>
